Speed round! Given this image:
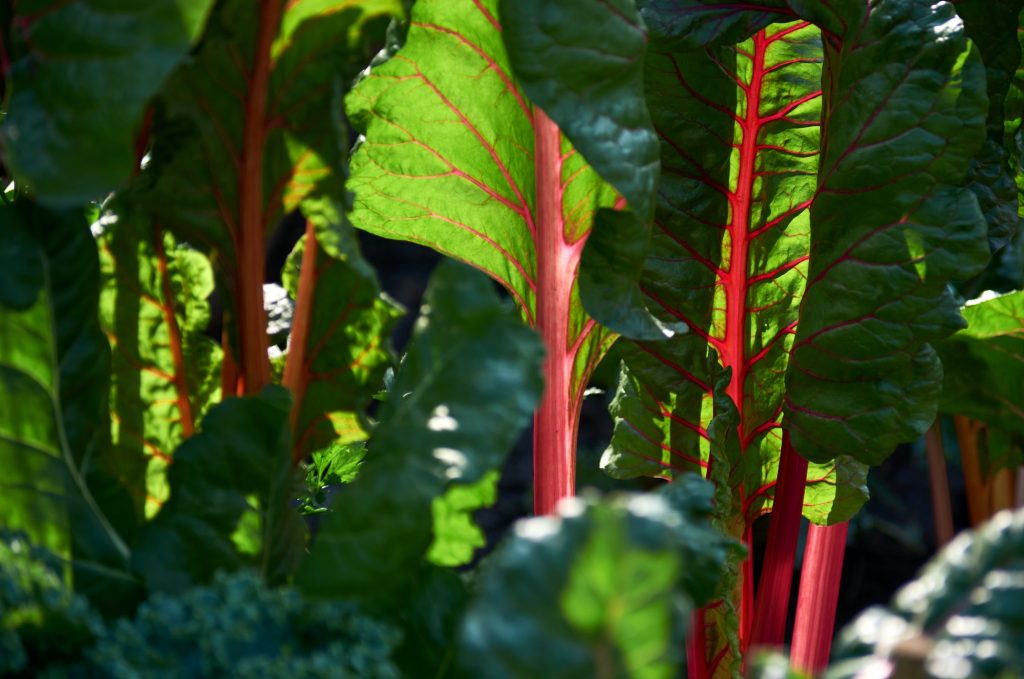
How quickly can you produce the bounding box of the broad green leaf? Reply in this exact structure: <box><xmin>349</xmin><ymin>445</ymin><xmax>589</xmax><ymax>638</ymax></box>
<box><xmin>281</xmin><ymin>229</ymin><xmax>401</xmax><ymax>462</ymax></box>
<box><xmin>783</xmin><ymin>1</ymin><xmax>990</xmax><ymax>465</ymax></box>
<box><xmin>0</xmin><ymin>202</ymin><xmax>134</xmax><ymax>597</ymax></box>
<box><xmin>133</xmin><ymin>386</ymin><xmax>305</xmax><ymax>592</ymax></box>
<box><xmin>956</xmin><ymin>0</ymin><xmax>1024</xmax><ymax>252</ymax></box>
<box><xmin>345</xmin><ymin>0</ymin><xmax>622</xmax><ymax>484</ymax></box>
<box><xmin>937</xmin><ymin>290</ymin><xmax>1024</xmax><ymax>470</ymax></box>
<box><xmin>459</xmin><ymin>478</ymin><xmax>738</xmax><ymax>679</ymax></box>
<box><xmin>97</xmin><ymin>210</ymin><xmax>222</xmax><ymax>518</ymax></box>
<box><xmin>827</xmin><ymin>508</ymin><xmax>1024</xmax><ymax>679</ymax></box>
<box><xmin>1</xmin><ymin>0</ymin><xmax>216</xmax><ymax>205</ymax></box>
<box><xmin>298</xmin><ymin>262</ymin><xmax>544</xmax><ymax>602</ymax></box>
<box><xmin>428</xmin><ymin>470</ymin><xmax>499</xmax><ymax>568</ymax></box>
<box><xmin>146</xmin><ymin>0</ymin><xmax>400</xmax><ymax>392</ymax></box>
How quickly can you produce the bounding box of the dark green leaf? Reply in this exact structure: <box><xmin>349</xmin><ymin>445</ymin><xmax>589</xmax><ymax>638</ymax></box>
<box><xmin>298</xmin><ymin>262</ymin><xmax>544</xmax><ymax>602</ymax></box>
<box><xmin>829</xmin><ymin>508</ymin><xmax>1024</xmax><ymax>679</ymax></box>
<box><xmin>1</xmin><ymin>0</ymin><xmax>215</xmax><ymax>205</ymax></box>
<box><xmin>133</xmin><ymin>386</ymin><xmax>305</xmax><ymax>591</ymax></box>
<box><xmin>0</xmin><ymin>201</ymin><xmax>136</xmax><ymax>603</ymax></box>
<box><xmin>957</xmin><ymin>0</ymin><xmax>1024</xmax><ymax>251</ymax></box>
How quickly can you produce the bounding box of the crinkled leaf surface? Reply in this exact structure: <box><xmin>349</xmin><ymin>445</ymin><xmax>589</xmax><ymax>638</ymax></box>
<box><xmin>282</xmin><ymin>231</ymin><xmax>401</xmax><ymax>462</ymax></box>
<box><xmin>298</xmin><ymin>262</ymin><xmax>544</xmax><ymax>602</ymax></box>
<box><xmin>0</xmin><ymin>202</ymin><xmax>133</xmax><ymax>598</ymax></box>
<box><xmin>0</xmin><ymin>0</ymin><xmax>215</xmax><ymax>206</ymax></box>
<box><xmin>345</xmin><ymin>0</ymin><xmax>620</xmax><ymax>415</ymax></box>
<box><xmin>827</xmin><ymin>508</ymin><xmax>1024</xmax><ymax>679</ymax></box>
<box><xmin>98</xmin><ymin>209</ymin><xmax>222</xmax><ymax>518</ymax></box>
<box><xmin>133</xmin><ymin>386</ymin><xmax>305</xmax><ymax>592</ymax></box>
<box><xmin>783</xmin><ymin>0</ymin><xmax>990</xmax><ymax>465</ymax></box>
<box><xmin>459</xmin><ymin>476</ymin><xmax>738</xmax><ymax>679</ymax></box>
<box><xmin>957</xmin><ymin>0</ymin><xmax>1024</xmax><ymax>251</ymax></box>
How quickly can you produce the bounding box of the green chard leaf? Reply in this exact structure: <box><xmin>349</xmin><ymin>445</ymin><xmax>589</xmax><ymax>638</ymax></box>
<box><xmin>345</xmin><ymin>0</ymin><xmax>630</xmax><ymax>510</ymax></box>
<box><xmin>298</xmin><ymin>262</ymin><xmax>544</xmax><ymax>602</ymax></box>
<box><xmin>1</xmin><ymin>0</ymin><xmax>216</xmax><ymax>205</ymax></box>
<box><xmin>97</xmin><ymin>209</ymin><xmax>222</xmax><ymax>519</ymax></box>
<box><xmin>281</xmin><ymin>226</ymin><xmax>402</xmax><ymax>465</ymax></box>
<box><xmin>595</xmin><ymin>3</ymin><xmax>989</xmax><ymax>670</ymax></box>
<box><xmin>146</xmin><ymin>0</ymin><xmax>400</xmax><ymax>394</ymax></box>
<box><xmin>0</xmin><ymin>201</ymin><xmax>135</xmax><ymax>601</ymax></box>
<box><xmin>133</xmin><ymin>386</ymin><xmax>305</xmax><ymax>592</ymax></box>
<box><xmin>783</xmin><ymin>1</ymin><xmax>990</xmax><ymax>465</ymax></box>
<box><xmin>459</xmin><ymin>476</ymin><xmax>739</xmax><ymax>679</ymax></box>
<box><xmin>603</xmin><ymin>20</ymin><xmax>865</xmax><ymax>529</ymax></box>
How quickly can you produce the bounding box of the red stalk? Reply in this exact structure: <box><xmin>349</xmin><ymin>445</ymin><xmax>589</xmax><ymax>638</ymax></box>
<box><xmin>790</xmin><ymin>521</ymin><xmax>849</xmax><ymax>676</ymax></box>
<box><xmin>749</xmin><ymin>432</ymin><xmax>808</xmax><ymax>649</ymax></box>
<box><xmin>233</xmin><ymin>0</ymin><xmax>282</xmax><ymax>395</ymax></box>
<box><xmin>153</xmin><ymin>224</ymin><xmax>195</xmax><ymax>438</ymax></box>
<box><xmin>532</xmin><ymin>108</ymin><xmax>583</xmax><ymax>515</ymax></box>
<box><xmin>283</xmin><ymin>220</ymin><xmax>317</xmax><ymax>466</ymax></box>
<box><xmin>687</xmin><ymin>609</ymin><xmax>708</xmax><ymax>679</ymax></box>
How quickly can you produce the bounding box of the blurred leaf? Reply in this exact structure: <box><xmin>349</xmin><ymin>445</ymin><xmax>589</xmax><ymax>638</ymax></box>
<box><xmin>2</xmin><ymin>0</ymin><xmax>216</xmax><ymax>205</ymax></box>
<box><xmin>298</xmin><ymin>262</ymin><xmax>544</xmax><ymax>603</ymax></box>
<box><xmin>133</xmin><ymin>386</ymin><xmax>305</xmax><ymax>592</ymax></box>
<box><xmin>829</xmin><ymin>507</ymin><xmax>1024</xmax><ymax>679</ymax></box>
<box><xmin>459</xmin><ymin>480</ymin><xmax>738</xmax><ymax>679</ymax></box>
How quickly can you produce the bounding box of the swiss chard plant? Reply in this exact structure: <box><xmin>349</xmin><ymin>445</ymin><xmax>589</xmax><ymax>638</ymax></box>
<box><xmin>1</xmin><ymin>0</ymin><xmax>1023</xmax><ymax>677</ymax></box>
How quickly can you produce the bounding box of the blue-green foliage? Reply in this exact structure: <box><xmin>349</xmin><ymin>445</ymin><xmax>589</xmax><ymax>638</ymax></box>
<box><xmin>0</xmin><ymin>532</ymin><xmax>102</xmax><ymax>676</ymax></box>
<box><xmin>88</xmin><ymin>570</ymin><xmax>401</xmax><ymax>678</ymax></box>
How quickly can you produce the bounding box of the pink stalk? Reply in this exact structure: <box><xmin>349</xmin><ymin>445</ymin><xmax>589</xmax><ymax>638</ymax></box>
<box><xmin>532</xmin><ymin>108</ymin><xmax>582</xmax><ymax>515</ymax></box>
<box><xmin>790</xmin><ymin>521</ymin><xmax>849</xmax><ymax>676</ymax></box>
<box><xmin>687</xmin><ymin>609</ymin><xmax>708</xmax><ymax>679</ymax></box>
<box><xmin>748</xmin><ymin>432</ymin><xmax>808</xmax><ymax>649</ymax></box>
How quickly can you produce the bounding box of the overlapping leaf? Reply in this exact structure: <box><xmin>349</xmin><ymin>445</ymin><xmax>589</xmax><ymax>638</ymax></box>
<box><xmin>0</xmin><ymin>201</ymin><xmax>133</xmax><ymax>596</ymax></box>
<box><xmin>281</xmin><ymin>229</ymin><xmax>401</xmax><ymax>463</ymax></box>
<box><xmin>146</xmin><ymin>0</ymin><xmax>400</xmax><ymax>391</ymax></box>
<box><xmin>0</xmin><ymin>0</ymin><xmax>216</xmax><ymax>205</ymax></box>
<box><xmin>345</xmin><ymin>0</ymin><xmax>620</xmax><ymax>434</ymax></box>
<box><xmin>956</xmin><ymin>0</ymin><xmax>1024</xmax><ymax>252</ymax></box>
<box><xmin>459</xmin><ymin>476</ymin><xmax>738</xmax><ymax>679</ymax></box>
<box><xmin>827</xmin><ymin>508</ymin><xmax>1024</xmax><ymax>679</ymax></box>
<box><xmin>783</xmin><ymin>0</ymin><xmax>990</xmax><ymax>465</ymax></box>
<box><xmin>298</xmin><ymin>262</ymin><xmax>544</xmax><ymax>602</ymax></box>
<box><xmin>97</xmin><ymin>211</ymin><xmax>222</xmax><ymax>518</ymax></box>
<box><xmin>133</xmin><ymin>386</ymin><xmax>305</xmax><ymax>592</ymax></box>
